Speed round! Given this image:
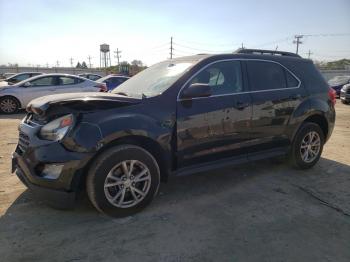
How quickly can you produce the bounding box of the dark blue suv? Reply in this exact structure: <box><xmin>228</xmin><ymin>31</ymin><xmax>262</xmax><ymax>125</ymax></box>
<box><xmin>12</xmin><ymin>49</ymin><xmax>336</xmax><ymax>217</ymax></box>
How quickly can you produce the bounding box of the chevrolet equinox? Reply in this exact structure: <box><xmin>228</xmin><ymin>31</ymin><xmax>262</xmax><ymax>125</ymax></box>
<box><xmin>12</xmin><ymin>49</ymin><xmax>336</xmax><ymax>217</ymax></box>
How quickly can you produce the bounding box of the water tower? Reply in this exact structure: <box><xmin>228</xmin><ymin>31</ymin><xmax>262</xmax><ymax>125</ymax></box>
<box><xmin>100</xmin><ymin>44</ymin><xmax>111</xmax><ymax>68</ymax></box>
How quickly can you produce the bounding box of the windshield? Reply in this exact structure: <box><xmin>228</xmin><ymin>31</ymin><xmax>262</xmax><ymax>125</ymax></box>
<box><xmin>112</xmin><ymin>61</ymin><xmax>194</xmax><ymax>97</ymax></box>
<box><xmin>328</xmin><ymin>76</ymin><xmax>350</xmax><ymax>85</ymax></box>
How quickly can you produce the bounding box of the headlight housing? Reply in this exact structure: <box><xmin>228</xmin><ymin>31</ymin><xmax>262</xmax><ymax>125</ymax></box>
<box><xmin>39</xmin><ymin>114</ymin><xmax>74</xmax><ymax>141</ymax></box>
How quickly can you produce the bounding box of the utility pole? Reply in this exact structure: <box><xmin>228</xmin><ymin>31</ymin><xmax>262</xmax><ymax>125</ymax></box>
<box><xmin>87</xmin><ymin>55</ymin><xmax>92</xmax><ymax>68</ymax></box>
<box><xmin>69</xmin><ymin>57</ymin><xmax>74</xmax><ymax>68</ymax></box>
<box><xmin>56</xmin><ymin>60</ymin><xmax>60</xmax><ymax>67</ymax></box>
<box><xmin>114</xmin><ymin>49</ymin><xmax>122</xmax><ymax>66</ymax></box>
<box><xmin>275</xmin><ymin>45</ymin><xmax>278</xmax><ymax>51</ymax></box>
<box><xmin>293</xmin><ymin>35</ymin><xmax>303</xmax><ymax>54</ymax></box>
<box><xmin>241</xmin><ymin>43</ymin><xmax>244</xmax><ymax>49</ymax></box>
<box><xmin>46</xmin><ymin>63</ymin><xmax>49</xmax><ymax>68</ymax></box>
<box><xmin>307</xmin><ymin>50</ymin><xmax>313</xmax><ymax>59</ymax></box>
<box><xmin>170</xmin><ymin>37</ymin><xmax>174</xmax><ymax>59</ymax></box>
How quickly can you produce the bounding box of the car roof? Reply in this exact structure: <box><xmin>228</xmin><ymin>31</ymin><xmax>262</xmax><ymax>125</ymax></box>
<box><xmin>11</xmin><ymin>72</ymin><xmax>43</xmax><ymax>76</ymax></box>
<box><xmin>78</xmin><ymin>73</ymin><xmax>101</xmax><ymax>76</ymax></box>
<box><xmin>14</xmin><ymin>73</ymin><xmax>93</xmax><ymax>86</ymax></box>
<box><xmin>169</xmin><ymin>52</ymin><xmax>309</xmax><ymax>64</ymax></box>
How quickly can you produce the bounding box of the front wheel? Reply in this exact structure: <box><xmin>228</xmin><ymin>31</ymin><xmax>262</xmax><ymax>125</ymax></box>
<box><xmin>86</xmin><ymin>145</ymin><xmax>160</xmax><ymax>217</ymax></box>
<box><xmin>290</xmin><ymin>123</ymin><xmax>325</xmax><ymax>169</ymax></box>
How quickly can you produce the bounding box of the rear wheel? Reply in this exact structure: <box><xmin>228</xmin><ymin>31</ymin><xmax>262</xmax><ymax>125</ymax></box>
<box><xmin>0</xmin><ymin>96</ymin><xmax>19</xmax><ymax>114</ymax></box>
<box><xmin>86</xmin><ymin>145</ymin><xmax>160</xmax><ymax>217</ymax></box>
<box><xmin>290</xmin><ymin>122</ymin><xmax>324</xmax><ymax>169</ymax></box>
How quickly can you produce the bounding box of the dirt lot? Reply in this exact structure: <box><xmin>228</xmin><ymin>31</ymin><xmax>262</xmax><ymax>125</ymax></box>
<box><xmin>0</xmin><ymin>103</ymin><xmax>349</xmax><ymax>262</ymax></box>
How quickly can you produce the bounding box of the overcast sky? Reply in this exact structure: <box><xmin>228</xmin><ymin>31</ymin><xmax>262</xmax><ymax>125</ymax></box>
<box><xmin>0</xmin><ymin>0</ymin><xmax>349</xmax><ymax>67</ymax></box>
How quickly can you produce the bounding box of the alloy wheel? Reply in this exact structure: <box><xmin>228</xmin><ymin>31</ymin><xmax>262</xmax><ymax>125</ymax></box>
<box><xmin>103</xmin><ymin>160</ymin><xmax>152</xmax><ymax>208</ymax></box>
<box><xmin>0</xmin><ymin>98</ymin><xmax>17</xmax><ymax>113</ymax></box>
<box><xmin>300</xmin><ymin>131</ymin><xmax>321</xmax><ymax>163</ymax></box>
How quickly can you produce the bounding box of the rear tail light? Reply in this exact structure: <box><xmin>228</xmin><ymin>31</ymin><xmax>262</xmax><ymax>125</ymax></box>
<box><xmin>328</xmin><ymin>88</ymin><xmax>336</xmax><ymax>106</ymax></box>
<box><xmin>95</xmin><ymin>83</ymin><xmax>107</xmax><ymax>92</ymax></box>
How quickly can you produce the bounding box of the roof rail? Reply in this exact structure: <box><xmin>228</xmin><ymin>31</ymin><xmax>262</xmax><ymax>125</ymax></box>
<box><xmin>235</xmin><ymin>48</ymin><xmax>301</xmax><ymax>58</ymax></box>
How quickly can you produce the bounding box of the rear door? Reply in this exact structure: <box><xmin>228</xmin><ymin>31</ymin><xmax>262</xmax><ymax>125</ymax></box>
<box><xmin>55</xmin><ymin>76</ymin><xmax>85</xmax><ymax>94</ymax></box>
<box><xmin>176</xmin><ymin>60</ymin><xmax>252</xmax><ymax>168</ymax></box>
<box><xmin>245</xmin><ymin>60</ymin><xmax>306</xmax><ymax>152</ymax></box>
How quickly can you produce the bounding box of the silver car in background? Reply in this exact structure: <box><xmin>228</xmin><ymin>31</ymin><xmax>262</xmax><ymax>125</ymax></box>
<box><xmin>0</xmin><ymin>73</ymin><xmax>107</xmax><ymax>114</ymax></box>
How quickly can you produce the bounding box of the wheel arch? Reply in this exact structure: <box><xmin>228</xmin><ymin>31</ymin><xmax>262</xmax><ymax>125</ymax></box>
<box><xmin>289</xmin><ymin>97</ymin><xmax>333</xmax><ymax>143</ymax></box>
<box><xmin>81</xmin><ymin>135</ymin><xmax>172</xmax><ymax>187</ymax></box>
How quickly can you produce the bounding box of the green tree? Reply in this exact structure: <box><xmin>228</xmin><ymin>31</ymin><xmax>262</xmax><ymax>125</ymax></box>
<box><xmin>81</xmin><ymin>61</ymin><xmax>88</xmax><ymax>69</ymax></box>
<box><xmin>76</xmin><ymin>62</ymin><xmax>82</xmax><ymax>68</ymax></box>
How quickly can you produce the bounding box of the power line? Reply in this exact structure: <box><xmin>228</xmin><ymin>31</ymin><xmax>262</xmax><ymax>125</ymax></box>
<box><xmin>253</xmin><ymin>36</ymin><xmax>292</xmax><ymax>48</ymax></box>
<box><xmin>149</xmin><ymin>42</ymin><xmax>170</xmax><ymax>50</ymax></box>
<box><xmin>176</xmin><ymin>38</ymin><xmax>238</xmax><ymax>48</ymax></box>
<box><xmin>173</xmin><ymin>42</ymin><xmax>231</xmax><ymax>53</ymax></box>
<box><xmin>303</xmin><ymin>33</ymin><xmax>350</xmax><ymax>37</ymax></box>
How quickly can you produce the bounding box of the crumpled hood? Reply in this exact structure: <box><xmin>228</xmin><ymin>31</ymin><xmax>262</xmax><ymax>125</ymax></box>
<box><xmin>27</xmin><ymin>92</ymin><xmax>141</xmax><ymax>115</ymax></box>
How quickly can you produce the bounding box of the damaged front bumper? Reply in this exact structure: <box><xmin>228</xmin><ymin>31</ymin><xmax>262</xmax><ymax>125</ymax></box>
<box><xmin>11</xmin><ymin>118</ymin><xmax>93</xmax><ymax>208</ymax></box>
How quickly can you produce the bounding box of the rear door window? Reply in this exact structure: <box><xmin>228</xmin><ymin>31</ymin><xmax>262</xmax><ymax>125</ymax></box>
<box><xmin>58</xmin><ymin>76</ymin><xmax>79</xmax><ymax>85</ymax></box>
<box><xmin>247</xmin><ymin>61</ymin><xmax>287</xmax><ymax>91</ymax></box>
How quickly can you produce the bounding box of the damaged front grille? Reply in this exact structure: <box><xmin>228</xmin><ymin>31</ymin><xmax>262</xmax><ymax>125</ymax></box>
<box><xmin>18</xmin><ymin>132</ymin><xmax>30</xmax><ymax>153</ymax></box>
<box><xmin>24</xmin><ymin>113</ymin><xmax>47</xmax><ymax>126</ymax></box>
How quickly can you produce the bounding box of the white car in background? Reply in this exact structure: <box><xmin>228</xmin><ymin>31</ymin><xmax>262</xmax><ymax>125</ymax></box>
<box><xmin>0</xmin><ymin>73</ymin><xmax>107</xmax><ymax>114</ymax></box>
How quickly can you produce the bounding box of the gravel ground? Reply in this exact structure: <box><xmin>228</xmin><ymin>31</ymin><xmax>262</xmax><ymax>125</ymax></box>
<box><xmin>0</xmin><ymin>102</ymin><xmax>349</xmax><ymax>262</ymax></box>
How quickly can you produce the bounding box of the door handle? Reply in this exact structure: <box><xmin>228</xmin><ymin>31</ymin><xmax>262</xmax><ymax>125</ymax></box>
<box><xmin>235</xmin><ymin>101</ymin><xmax>249</xmax><ymax>110</ymax></box>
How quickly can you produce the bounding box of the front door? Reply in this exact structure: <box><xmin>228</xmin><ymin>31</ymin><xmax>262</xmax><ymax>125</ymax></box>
<box><xmin>176</xmin><ymin>60</ymin><xmax>252</xmax><ymax>168</ymax></box>
<box><xmin>20</xmin><ymin>76</ymin><xmax>58</xmax><ymax>106</ymax></box>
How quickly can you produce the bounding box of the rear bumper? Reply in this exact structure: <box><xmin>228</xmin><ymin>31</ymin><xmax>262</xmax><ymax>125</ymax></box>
<box><xmin>13</xmin><ymin>153</ymin><xmax>76</xmax><ymax>209</ymax></box>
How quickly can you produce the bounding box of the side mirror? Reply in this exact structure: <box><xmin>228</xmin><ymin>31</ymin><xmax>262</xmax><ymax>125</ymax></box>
<box><xmin>181</xmin><ymin>83</ymin><xmax>211</xmax><ymax>100</ymax></box>
<box><xmin>22</xmin><ymin>82</ymin><xmax>32</xmax><ymax>87</ymax></box>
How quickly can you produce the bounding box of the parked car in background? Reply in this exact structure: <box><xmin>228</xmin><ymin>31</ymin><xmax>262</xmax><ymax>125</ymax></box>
<box><xmin>0</xmin><ymin>73</ymin><xmax>107</xmax><ymax>114</ymax></box>
<box><xmin>78</xmin><ymin>73</ymin><xmax>102</xmax><ymax>81</ymax></box>
<box><xmin>12</xmin><ymin>49</ymin><xmax>335</xmax><ymax>217</ymax></box>
<box><xmin>0</xmin><ymin>73</ymin><xmax>16</xmax><ymax>79</ymax></box>
<box><xmin>328</xmin><ymin>75</ymin><xmax>350</xmax><ymax>97</ymax></box>
<box><xmin>96</xmin><ymin>74</ymin><xmax>130</xmax><ymax>91</ymax></box>
<box><xmin>0</xmin><ymin>72</ymin><xmax>43</xmax><ymax>86</ymax></box>
<box><xmin>340</xmin><ymin>83</ymin><xmax>350</xmax><ymax>104</ymax></box>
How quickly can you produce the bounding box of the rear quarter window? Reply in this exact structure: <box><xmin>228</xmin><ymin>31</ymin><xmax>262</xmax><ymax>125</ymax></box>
<box><xmin>284</xmin><ymin>60</ymin><xmax>329</xmax><ymax>93</ymax></box>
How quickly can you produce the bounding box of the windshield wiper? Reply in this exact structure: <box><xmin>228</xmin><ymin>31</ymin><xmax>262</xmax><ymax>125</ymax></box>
<box><xmin>114</xmin><ymin>92</ymin><xmax>128</xmax><ymax>97</ymax></box>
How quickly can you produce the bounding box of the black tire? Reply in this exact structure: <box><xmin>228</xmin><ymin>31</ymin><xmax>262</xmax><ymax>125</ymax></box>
<box><xmin>290</xmin><ymin>122</ymin><xmax>325</xmax><ymax>169</ymax></box>
<box><xmin>0</xmin><ymin>96</ymin><xmax>20</xmax><ymax>114</ymax></box>
<box><xmin>86</xmin><ymin>145</ymin><xmax>160</xmax><ymax>217</ymax></box>
<box><xmin>341</xmin><ymin>99</ymin><xmax>348</xmax><ymax>104</ymax></box>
